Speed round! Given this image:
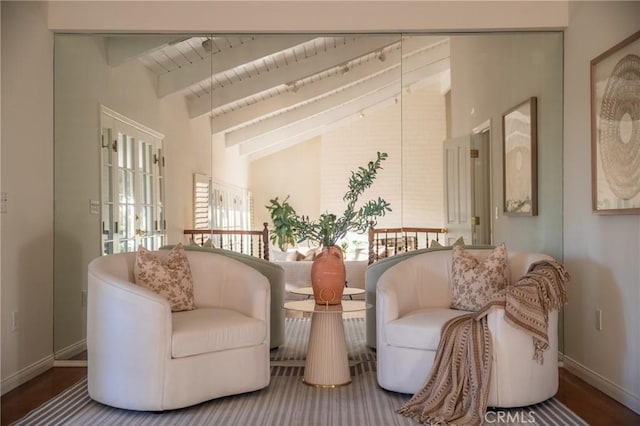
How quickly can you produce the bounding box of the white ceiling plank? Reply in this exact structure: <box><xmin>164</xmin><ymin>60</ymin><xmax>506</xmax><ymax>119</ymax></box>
<box><xmin>246</xmin><ymin>96</ymin><xmax>401</xmax><ymax>162</ymax></box>
<box><xmin>247</xmin><ymin>128</ymin><xmax>326</xmax><ymax>162</ymax></box>
<box><xmin>187</xmin><ymin>35</ymin><xmax>402</xmax><ymax>117</ymax></box>
<box><xmin>229</xmin><ymin>57</ymin><xmax>449</xmax><ymax>151</ymax></box>
<box><xmin>401</xmin><ymin>39</ymin><xmax>450</xmax><ymax>76</ymax></box>
<box><xmin>106</xmin><ymin>36</ymin><xmax>188</xmax><ymax>66</ymax></box>
<box><xmin>158</xmin><ymin>36</ymin><xmax>317</xmax><ymax>97</ymax></box>
<box><xmin>237</xmin><ymin>83</ymin><xmax>399</xmax><ymax>156</ymax></box>
<box><xmin>209</xmin><ymin>47</ymin><xmax>402</xmax><ymax>133</ymax></box>
<box><xmin>207</xmin><ymin>36</ymin><xmax>448</xmax><ymax>130</ymax></box>
<box><xmin>225</xmin><ymin>69</ymin><xmax>399</xmax><ymax>146</ymax></box>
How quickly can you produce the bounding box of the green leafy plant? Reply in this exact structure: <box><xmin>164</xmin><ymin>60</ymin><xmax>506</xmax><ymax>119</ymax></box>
<box><xmin>266</xmin><ymin>152</ymin><xmax>392</xmax><ymax>249</ymax></box>
<box><xmin>265</xmin><ymin>196</ymin><xmax>299</xmax><ymax>251</ymax></box>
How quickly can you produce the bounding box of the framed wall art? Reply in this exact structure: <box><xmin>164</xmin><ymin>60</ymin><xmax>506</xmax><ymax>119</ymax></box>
<box><xmin>502</xmin><ymin>97</ymin><xmax>538</xmax><ymax>216</ymax></box>
<box><xmin>591</xmin><ymin>30</ymin><xmax>640</xmax><ymax>215</ymax></box>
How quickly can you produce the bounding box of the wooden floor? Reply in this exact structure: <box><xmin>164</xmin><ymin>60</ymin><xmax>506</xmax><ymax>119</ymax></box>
<box><xmin>1</xmin><ymin>367</ymin><xmax>638</xmax><ymax>425</ymax></box>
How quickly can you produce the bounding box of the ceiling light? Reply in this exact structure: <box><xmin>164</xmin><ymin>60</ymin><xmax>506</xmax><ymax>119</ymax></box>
<box><xmin>377</xmin><ymin>51</ymin><xmax>387</xmax><ymax>62</ymax></box>
<box><xmin>341</xmin><ymin>65</ymin><xmax>350</xmax><ymax>75</ymax></box>
<box><xmin>202</xmin><ymin>39</ymin><xmax>212</xmax><ymax>53</ymax></box>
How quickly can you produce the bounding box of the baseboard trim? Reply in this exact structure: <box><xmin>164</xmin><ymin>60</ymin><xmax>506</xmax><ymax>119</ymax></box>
<box><xmin>54</xmin><ymin>338</ymin><xmax>86</xmax><ymax>360</ymax></box>
<box><xmin>53</xmin><ymin>359</ymin><xmax>87</xmax><ymax>368</ymax></box>
<box><xmin>562</xmin><ymin>354</ymin><xmax>640</xmax><ymax>415</ymax></box>
<box><xmin>1</xmin><ymin>354</ymin><xmax>54</xmax><ymax>395</ymax></box>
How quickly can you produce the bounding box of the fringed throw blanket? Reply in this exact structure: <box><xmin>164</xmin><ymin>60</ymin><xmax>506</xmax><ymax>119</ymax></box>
<box><xmin>397</xmin><ymin>260</ymin><xmax>570</xmax><ymax>425</ymax></box>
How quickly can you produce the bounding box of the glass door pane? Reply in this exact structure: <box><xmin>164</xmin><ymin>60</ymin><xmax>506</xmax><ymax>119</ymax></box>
<box><xmin>117</xmin><ymin>133</ymin><xmax>136</xmax><ymax>251</ymax></box>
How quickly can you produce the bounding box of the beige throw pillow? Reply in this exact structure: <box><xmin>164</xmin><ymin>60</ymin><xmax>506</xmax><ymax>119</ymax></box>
<box><xmin>450</xmin><ymin>243</ymin><xmax>509</xmax><ymax>311</ymax></box>
<box><xmin>430</xmin><ymin>236</ymin><xmax>465</xmax><ymax>248</ymax></box>
<box><xmin>134</xmin><ymin>243</ymin><xmax>196</xmax><ymax>312</ymax></box>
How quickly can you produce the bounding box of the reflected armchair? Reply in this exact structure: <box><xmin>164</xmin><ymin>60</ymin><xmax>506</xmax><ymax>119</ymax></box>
<box><xmin>87</xmin><ymin>249</ymin><xmax>270</xmax><ymax>411</ymax></box>
<box><xmin>375</xmin><ymin>247</ymin><xmax>561</xmax><ymax>408</ymax></box>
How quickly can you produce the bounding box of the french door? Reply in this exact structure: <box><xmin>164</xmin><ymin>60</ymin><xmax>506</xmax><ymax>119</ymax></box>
<box><xmin>100</xmin><ymin>106</ymin><xmax>166</xmax><ymax>255</ymax></box>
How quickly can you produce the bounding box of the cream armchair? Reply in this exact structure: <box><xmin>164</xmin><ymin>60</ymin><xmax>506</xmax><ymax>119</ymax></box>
<box><xmin>87</xmin><ymin>249</ymin><xmax>270</xmax><ymax>411</ymax></box>
<box><xmin>376</xmin><ymin>247</ymin><xmax>559</xmax><ymax>408</ymax></box>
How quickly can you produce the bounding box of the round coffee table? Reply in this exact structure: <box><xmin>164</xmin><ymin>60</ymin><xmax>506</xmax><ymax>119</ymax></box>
<box><xmin>283</xmin><ymin>299</ymin><xmax>367</xmax><ymax>387</ymax></box>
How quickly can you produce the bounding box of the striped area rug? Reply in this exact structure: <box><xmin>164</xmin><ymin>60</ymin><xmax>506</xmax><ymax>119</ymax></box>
<box><xmin>13</xmin><ymin>317</ymin><xmax>587</xmax><ymax>426</ymax></box>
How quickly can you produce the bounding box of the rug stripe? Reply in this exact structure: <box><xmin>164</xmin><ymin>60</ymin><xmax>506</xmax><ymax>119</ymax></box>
<box><xmin>12</xmin><ymin>317</ymin><xmax>587</xmax><ymax>426</ymax></box>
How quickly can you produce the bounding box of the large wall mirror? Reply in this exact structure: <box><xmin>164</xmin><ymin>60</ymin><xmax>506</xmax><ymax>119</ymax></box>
<box><xmin>54</xmin><ymin>32</ymin><xmax>563</xmax><ymax>361</ymax></box>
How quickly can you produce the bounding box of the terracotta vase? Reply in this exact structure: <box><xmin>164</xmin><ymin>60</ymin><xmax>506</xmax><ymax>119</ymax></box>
<box><xmin>310</xmin><ymin>245</ymin><xmax>346</xmax><ymax>305</ymax></box>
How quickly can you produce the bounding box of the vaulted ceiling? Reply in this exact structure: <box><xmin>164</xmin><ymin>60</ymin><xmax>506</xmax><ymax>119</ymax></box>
<box><xmin>105</xmin><ymin>34</ymin><xmax>450</xmax><ymax>160</ymax></box>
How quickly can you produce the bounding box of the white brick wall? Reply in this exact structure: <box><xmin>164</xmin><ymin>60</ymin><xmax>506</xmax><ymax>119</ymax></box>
<box><xmin>402</xmin><ymin>81</ymin><xmax>446</xmax><ymax>228</ymax></box>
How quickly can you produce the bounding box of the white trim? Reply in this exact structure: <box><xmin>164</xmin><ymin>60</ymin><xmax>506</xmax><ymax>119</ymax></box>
<box><xmin>53</xmin><ymin>360</ymin><xmax>88</xmax><ymax>368</ymax></box>
<box><xmin>563</xmin><ymin>355</ymin><xmax>640</xmax><ymax>415</ymax></box>
<box><xmin>100</xmin><ymin>105</ymin><xmax>165</xmax><ymax>140</ymax></box>
<box><xmin>472</xmin><ymin>119</ymin><xmax>491</xmax><ymax>135</ymax></box>
<box><xmin>1</xmin><ymin>355</ymin><xmax>55</xmax><ymax>395</ymax></box>
<box><xmin>54</xmin><ymin>338</ymin><xmax>86</xmax><ymax>360</ymax></box>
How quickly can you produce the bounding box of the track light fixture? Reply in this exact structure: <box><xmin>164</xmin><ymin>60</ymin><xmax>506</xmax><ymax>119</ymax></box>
<box><xmin>202</xmin><ymin>38</ymin><xmax>212</xmax><ymax>53</ymax></box>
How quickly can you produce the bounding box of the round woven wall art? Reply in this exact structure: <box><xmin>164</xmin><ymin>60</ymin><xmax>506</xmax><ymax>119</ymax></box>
<box><xmin>598</xmin><ymin>53</ymin><xmax>640</xmax><ymax>200</ymax></box>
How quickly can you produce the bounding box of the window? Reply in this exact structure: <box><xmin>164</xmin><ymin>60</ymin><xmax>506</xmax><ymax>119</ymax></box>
<box><xmin>193</xmin><ymin>173</ymin><xmax>211</xmax><ymax>230</ymax></box>
<box><xmin>101</xmin><ymin>106</ymin><xmax>166</xmax><ymax>254</ymax></box>
<box><xmin>211</xmin><ymin>180</ymin><xmax>252</xmax><ymax>231</ymax></box>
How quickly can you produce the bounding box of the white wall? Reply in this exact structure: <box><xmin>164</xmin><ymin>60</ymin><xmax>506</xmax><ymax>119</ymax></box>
<box><xmin>401</xmin><ymin>78</ymin><xmax>447</xmax><ymax>228</ymax></box>
<box><xmin>211</xmin><ymin>133</ymin><xmax>250</xmax><ymax>191</ymax></box>
<box><xmin>250</xmin><ymin>138</ymin><xmax>322</xmax><ymax>232</ymax></box>
<box><xmin>1</xmin><ymin>1</ymin><xmax>54</xmax><ymax>392</ymax></box>
<box><xmin>450</xmin><ymin>32</ymin><xmax>564</xmax><ymax>260</ymax></box>
<box><xmin>563</xmin><ymin>1</ymin><xmax>640</xmax><ymax>413</ymax></box>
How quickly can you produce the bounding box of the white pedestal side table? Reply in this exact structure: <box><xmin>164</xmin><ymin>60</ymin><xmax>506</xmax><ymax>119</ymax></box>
<box><xmin>283</xmin><ymin>299</ymin><xmax>367</xmax><ymax>388</ymax></box>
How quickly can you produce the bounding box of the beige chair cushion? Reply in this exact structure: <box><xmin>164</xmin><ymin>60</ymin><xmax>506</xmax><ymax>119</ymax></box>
<box><xmin>171</xmin><ymin>308</ymin><xmax>267</xmax><ymax>358</ymax></box>
<box><xmin>450</xmin><ymin>243</ymin><xmax>509</xmax><ymax>311</ymax></box>
<box><xmin>134</xmin><ymin>243</ymin><xmax>196</xmax><ymax>312</ymax></box>
<box><xmin>384</xmin><ymin>308</ymin><xmax>472</xmax><ymax>351</ymax></box>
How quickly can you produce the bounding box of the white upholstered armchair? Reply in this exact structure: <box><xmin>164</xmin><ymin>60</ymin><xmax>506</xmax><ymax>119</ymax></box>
<box><xmin>87</xmin><ymin>249</ymin><xmax>271</xmax><ymax>411</ymax></box>
<box><xmin>376</xmin><ymin>247</ymin><xmax>560</xmax><ymax>408</ymax></box>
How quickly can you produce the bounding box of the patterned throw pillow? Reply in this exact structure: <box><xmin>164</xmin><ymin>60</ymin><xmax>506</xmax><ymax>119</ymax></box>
<box><xmin>134</xmin><ymin>243</ymin><xmax>196</xmax><ymax>312</ymax></box>
<box><xmin>450</xmin><ymin>243</ymin><xmax>509</xmax><ymax>311</ymax></box>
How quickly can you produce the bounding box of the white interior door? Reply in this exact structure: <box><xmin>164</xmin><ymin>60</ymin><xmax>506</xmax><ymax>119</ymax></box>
<box><xmin>443</xmin><ymin>132</ymin><xmax>492</xmax><ymax>246</ymax></box>
<box><xmin>443</xmin><ymin>135</ymin><xmax>472</xmax><ymax>245</ymax></box>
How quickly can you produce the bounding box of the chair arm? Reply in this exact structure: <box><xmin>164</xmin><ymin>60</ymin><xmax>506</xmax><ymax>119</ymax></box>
<box><xmin>87</xmin><ymin>270</ymin><xmax>172</xmax><ymax>374</ymax></box>
<box><xmin>377</xmin><ymin>276</ymin><xmax>421</xmax><ymax>324</ymax></box>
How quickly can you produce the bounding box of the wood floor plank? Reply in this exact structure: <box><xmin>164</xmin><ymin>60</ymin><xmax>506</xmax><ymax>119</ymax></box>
<box><xmin>1</xmin><ymin>367</ymin><xmax>86</xmax><ymax>426</ymax></box>
<box><xmin>557</xmin><ymin>368</ymin><xmax>639</xmax><ymax>426</ymax></box>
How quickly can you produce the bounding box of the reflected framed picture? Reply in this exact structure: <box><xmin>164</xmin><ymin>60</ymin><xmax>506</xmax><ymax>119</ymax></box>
<box><xmin>502</xmin><ymin>97</ymin><xmax>538</xmax><ymax>216</ymax></box>
<box><xmin>591</xmin><ymin>30</ymin><xmax>640</xmax><ymax>215</ymax></box>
